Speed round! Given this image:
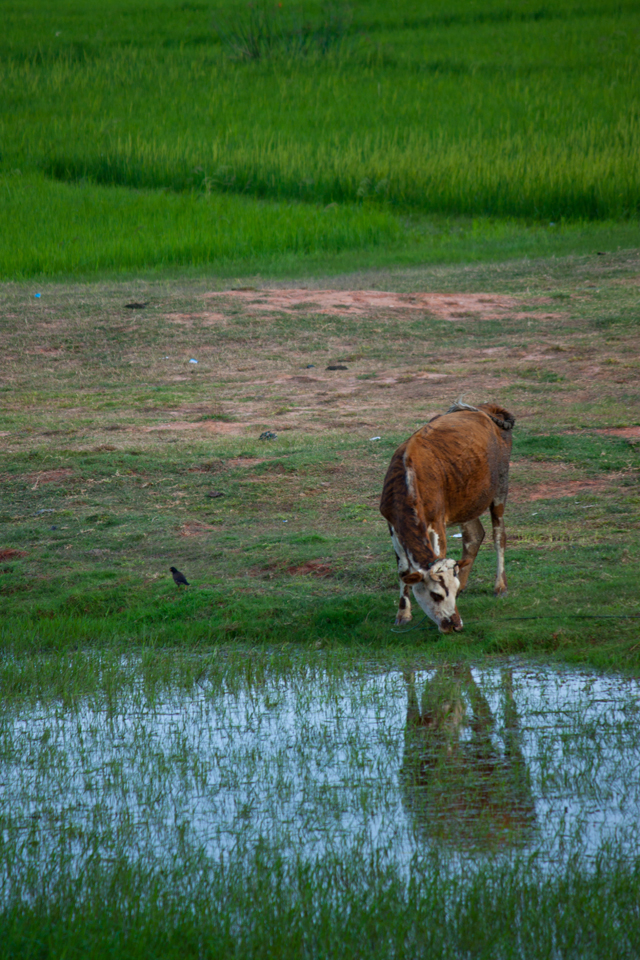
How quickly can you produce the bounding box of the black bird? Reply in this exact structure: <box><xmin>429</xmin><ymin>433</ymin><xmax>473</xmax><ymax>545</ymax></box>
<box><xmin>170</xmin><ymin>566</ymin><xmax>189</xmax><ymax>587</ymax></box>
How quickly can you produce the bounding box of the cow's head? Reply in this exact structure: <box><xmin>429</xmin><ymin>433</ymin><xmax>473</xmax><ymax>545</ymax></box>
<box><xmin>409</xmin><ymin>558</ymin><xmax>468</xmax><ymax>634</ymax></box>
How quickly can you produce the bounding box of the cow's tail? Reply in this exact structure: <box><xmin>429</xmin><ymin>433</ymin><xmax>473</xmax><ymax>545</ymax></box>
<box><xmin>447</xmin><ymin>398</ymin><xmax>515</xmax><ymax>431</ymax></box>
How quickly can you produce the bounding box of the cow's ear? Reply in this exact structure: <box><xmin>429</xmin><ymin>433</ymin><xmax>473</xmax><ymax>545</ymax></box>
<box><xmin>401</xmin><ymin>571</ymin><xmax>423</xmax><ymax>585</ymax></box>
<box><xmin>456</xmin><ymin>558</ymin><xmax>473</xmax><ymax>573</ymax></box>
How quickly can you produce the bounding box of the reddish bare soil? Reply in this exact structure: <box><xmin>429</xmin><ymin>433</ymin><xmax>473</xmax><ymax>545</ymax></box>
<box><xmin>205</xmin><ymin>288</ymin><xmax>562</xmax><ymax>322</ymax></box>
<box><xmin>23</xmin><ymin>468</ymin><xmax>74</xmax><ymax>486</ymax></box>
<box><xmin>178</xmin><ymin>522</ymin><xmax>217</xmax><ymax>537</ymax></box>
<box><xmin>286</xmin><ymin>559</ymin><xmax>333</xmax><ymax>577</ymax></box>
<box><xmin>143</xmin><ymin>420</ymin><xmax>246</xmax><ymax>435</ymax></box>
<box><xmin>598</xmin><ymin>427</ymin><xmax>640</xmax><ymax>438</ymax></box>
<box><xmin>512</xmin><ymin>479</ymin><xmax>612</xmax><ymax>502</ymax></box>
<box><xmin>166</xmin><ymin>312</ymin><xmax>226</xmax><ymax>325</ymax></box>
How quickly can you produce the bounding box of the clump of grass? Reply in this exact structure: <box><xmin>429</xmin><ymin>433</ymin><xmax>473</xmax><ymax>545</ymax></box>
<box><xmin>213</xmin><ymin>2</ymin><xmax>352</xmax><ymax>61</ymax></box>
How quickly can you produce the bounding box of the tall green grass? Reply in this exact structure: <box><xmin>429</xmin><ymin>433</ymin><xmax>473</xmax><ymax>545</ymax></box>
<box><xmin>2</xmin><ymin>0</ymin><xmax>639</xmax><ymax>221</ymax></box>
<box><xmin>1</xmin><ymin>0</ymin><xmax>639</xmax><ymax>277</ymax></box>
<box><xmin>4</xmin><ymin>34</ymin><xmax>639</xmax><ymax>219</ymax></box>
<box><xmin>0</xmin><ymin>171</ymin><xmax>398</xmax><ymax>277</ymax></box>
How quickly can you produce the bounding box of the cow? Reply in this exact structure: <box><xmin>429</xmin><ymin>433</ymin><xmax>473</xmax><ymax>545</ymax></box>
<box><xmin>379</xmin><ymin>401</ymin><xmax>515</xmax><ymax>634</ymax></box>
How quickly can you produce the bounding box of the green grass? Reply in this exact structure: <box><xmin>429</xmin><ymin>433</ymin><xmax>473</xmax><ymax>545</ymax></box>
<box><xmin>0</xmin><ymin>171</ymin><xmax>399</xmax><ymax>277</ymax></box>
<box><xmin>1</xmin><ymin>251</ymin><xmax>639</xmax><ymax>668</ymax></box>
<box><xmin>1</xmin><ymin>0</ymin><xmax>639</xmax><ymax>278</ymax></box>
<box><xmin>3</xmin><ymin>836</ymin><xmax>640</xmax><ymax>960</ymax></box>
<box><xmin>1</xmin><ymin>853</ymin><xmax>640</xmax><ymax>960</ymax></box>
<box><xmin>5</xmin><ymin>169</ymin><xmax>640</xmax><ymax>279</ymax></box>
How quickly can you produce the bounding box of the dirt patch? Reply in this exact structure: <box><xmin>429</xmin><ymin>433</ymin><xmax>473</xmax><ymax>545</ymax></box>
<box><xmin>165</xmin><ymin>312</ymin><xmax>226</xmax><ymax>325</ymax></box>
<box><xmin>24</xmin><ymin>468</ymin><xmax>74</xmax><ymax>487</ymax></box>
<box><xmin>511</xmin><ymin>479</ymin><xmax>611</xmax><ymax>502</ymax></box>
<box><xmin>286</xmin><ymin>559</ymin><xmax>333</xmax><ymax>577</ymax></box>
<box><xmin>0</xmin><ymin>549</ymin><xmax>28</xmax><ymax>561</ymax></box>
<box><xmin>178</xmin><ymin>522</ymin><xmax>217</xmax><ymax>537</ymax></box>
<box><xmin>226</xmin><ymin>457</ymin><xmax>267</xmax><ymax>469</ymax></box>
<box><xmin>142</xmin><ymin>421</ymin><xmax>246</xmax><ymax>435</ymax></box>
<box><xmin>205</xmin><ymin>289</ymin><xmax>564</xmax><ymax>322</ymax></box>
<box><xmin>597</xmin><ymin>427</ymin><xmax>640</xmax><ymax>438</ymax></box>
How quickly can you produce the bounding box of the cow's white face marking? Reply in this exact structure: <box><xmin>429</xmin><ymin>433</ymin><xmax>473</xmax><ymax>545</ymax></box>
<box><xmin>412</xmin><ymin>559</ymin><xmax>463</xmax><ymax>634</ymax></box>
<box><xmin>427</xmin><ymin>525</ymin><xmax>440</xmax><ymax>556</ymax></box>
<box><xmin>391</xmin><ymin>526</ymin><xmax>410</xmax><ymax>573</ymax></box>
<box><xmin>391</xmin><ymin>526</ymin><xmax>429</xmax><ymax>579</ymax></box>
<box><xmin>403</xmin><ymin>459</ymin><xmax>417</xmax><ymax>499</ymax></box>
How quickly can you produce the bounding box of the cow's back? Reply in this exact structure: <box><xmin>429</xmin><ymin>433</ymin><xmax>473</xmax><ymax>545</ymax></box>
<box><xmin>380</xmin><ymin>405</ymin><xmax>513</xmax><ymax>529</ymax></box>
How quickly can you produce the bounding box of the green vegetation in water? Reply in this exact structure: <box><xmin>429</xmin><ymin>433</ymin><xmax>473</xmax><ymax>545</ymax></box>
<box><xmin>1</xmin><ymin>0</ymin><xmax>639</xmax><ymax>277</ymax></box>
<box><xmin>1</xmin><ymin>651</ymin><xmax>640</xmax><ymax>959</ymax></box>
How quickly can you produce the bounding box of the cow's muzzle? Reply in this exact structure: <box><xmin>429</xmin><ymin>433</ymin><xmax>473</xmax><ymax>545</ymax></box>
<box><xmin>439</xmin><ymin>613</ymin><xmax>463</xmax><ymax>634</ymax></box>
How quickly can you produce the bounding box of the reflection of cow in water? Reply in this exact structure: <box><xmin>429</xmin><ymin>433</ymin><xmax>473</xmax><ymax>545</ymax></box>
<box><xmin>400</xmin><ymin>665</ymin><xmax>536</xmax><ymax>849</ymax></box>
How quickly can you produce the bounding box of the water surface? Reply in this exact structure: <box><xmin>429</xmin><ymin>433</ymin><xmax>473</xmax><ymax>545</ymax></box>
<box><xmin>2</xmin><ymin>660</ymin><xmax>640</xmax><ymax>893</ymax></box>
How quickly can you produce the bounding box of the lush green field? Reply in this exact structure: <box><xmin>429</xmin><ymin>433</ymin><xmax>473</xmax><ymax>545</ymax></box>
<box><xmin>1</xmin><ymin>0</ymin><xmax>639</xmax><ymax>277</ymax></box>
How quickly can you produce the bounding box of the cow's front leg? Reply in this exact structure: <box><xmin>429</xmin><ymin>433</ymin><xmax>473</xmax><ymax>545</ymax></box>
<box><xmin>396</xmin><ymin>580</ymin><xmax>412</xmax><ymax>625</ymax></box>
<box><xmin>490</xmin><ymin>500</ymin><xmax>508</xmax><ymax>596</ymax></box>
<box><xmin>458</xmin><ymin>517</ymin><xmax>485</xmax><ymax>591</ymax></box>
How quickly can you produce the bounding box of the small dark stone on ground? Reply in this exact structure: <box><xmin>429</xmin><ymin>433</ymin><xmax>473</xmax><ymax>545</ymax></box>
<box><xmin>259</xmin><ymin>431</ymin><xmax>278</xmax><ymax>440</ymax></box>
<box><xmin>124</xmin><ymin>302</ymin><xmax>149</xmax><ymax>309</ymax></box>
<box><xmin>206</xmin><ymin>490</ymin><xmax>225</xmax><ymax>498</ymax></box>
<box><xmin>326</xmin><ymin>364</ymin><xmax>348</xmax><ymax>371</ymax></box>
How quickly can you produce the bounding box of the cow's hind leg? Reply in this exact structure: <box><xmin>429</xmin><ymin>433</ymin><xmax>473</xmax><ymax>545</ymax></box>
<box><xmin>396</xmin><ymin>581</ymin><xmax>412</xmax><ymax>625</ymax></box>
<box><xmin>458</xmin><ymin>518</ymin><xmax>485</xmax><ymax>591</ymax></box>
<box><xmin>490</xmin><ymin>501</ymin><xmax>508</xmax><ymax>596</ymax></box>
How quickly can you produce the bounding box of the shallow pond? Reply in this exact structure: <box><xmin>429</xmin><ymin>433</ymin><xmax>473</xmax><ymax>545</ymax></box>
<box><xmin>2</xmin><ymin>659</ymin><xmax>640</xmax><ymax>894</ymax></box>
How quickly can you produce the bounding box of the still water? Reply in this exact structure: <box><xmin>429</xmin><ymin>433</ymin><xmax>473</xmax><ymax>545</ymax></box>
<box><xmin>2</xmin><ymin>660</ymin><xmax>640</xmax><ymax>886</ymax></box>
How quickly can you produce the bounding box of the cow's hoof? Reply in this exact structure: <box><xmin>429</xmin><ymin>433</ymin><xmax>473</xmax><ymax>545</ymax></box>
<box><xmin>494</xmin><ymin>586</ymin><xmax>508</xmax><ymax>598</ymax></box>
<box><xmin>395</xmin><ymin>614</ymin><xmax>412</xmax><ymax>626</ymax></box>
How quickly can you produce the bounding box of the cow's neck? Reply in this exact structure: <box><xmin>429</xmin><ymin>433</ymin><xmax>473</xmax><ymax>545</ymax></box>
<box><xmin>391</xmin><ymin>522</ymin><xmax>439</xmax><ymax>576</ymax></box>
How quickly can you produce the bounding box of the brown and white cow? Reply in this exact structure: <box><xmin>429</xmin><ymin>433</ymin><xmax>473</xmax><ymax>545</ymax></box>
<box><xmin>380</xmin><ymin>401</ymin><xmax>514</xmax><ymax>634</ymax></box>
